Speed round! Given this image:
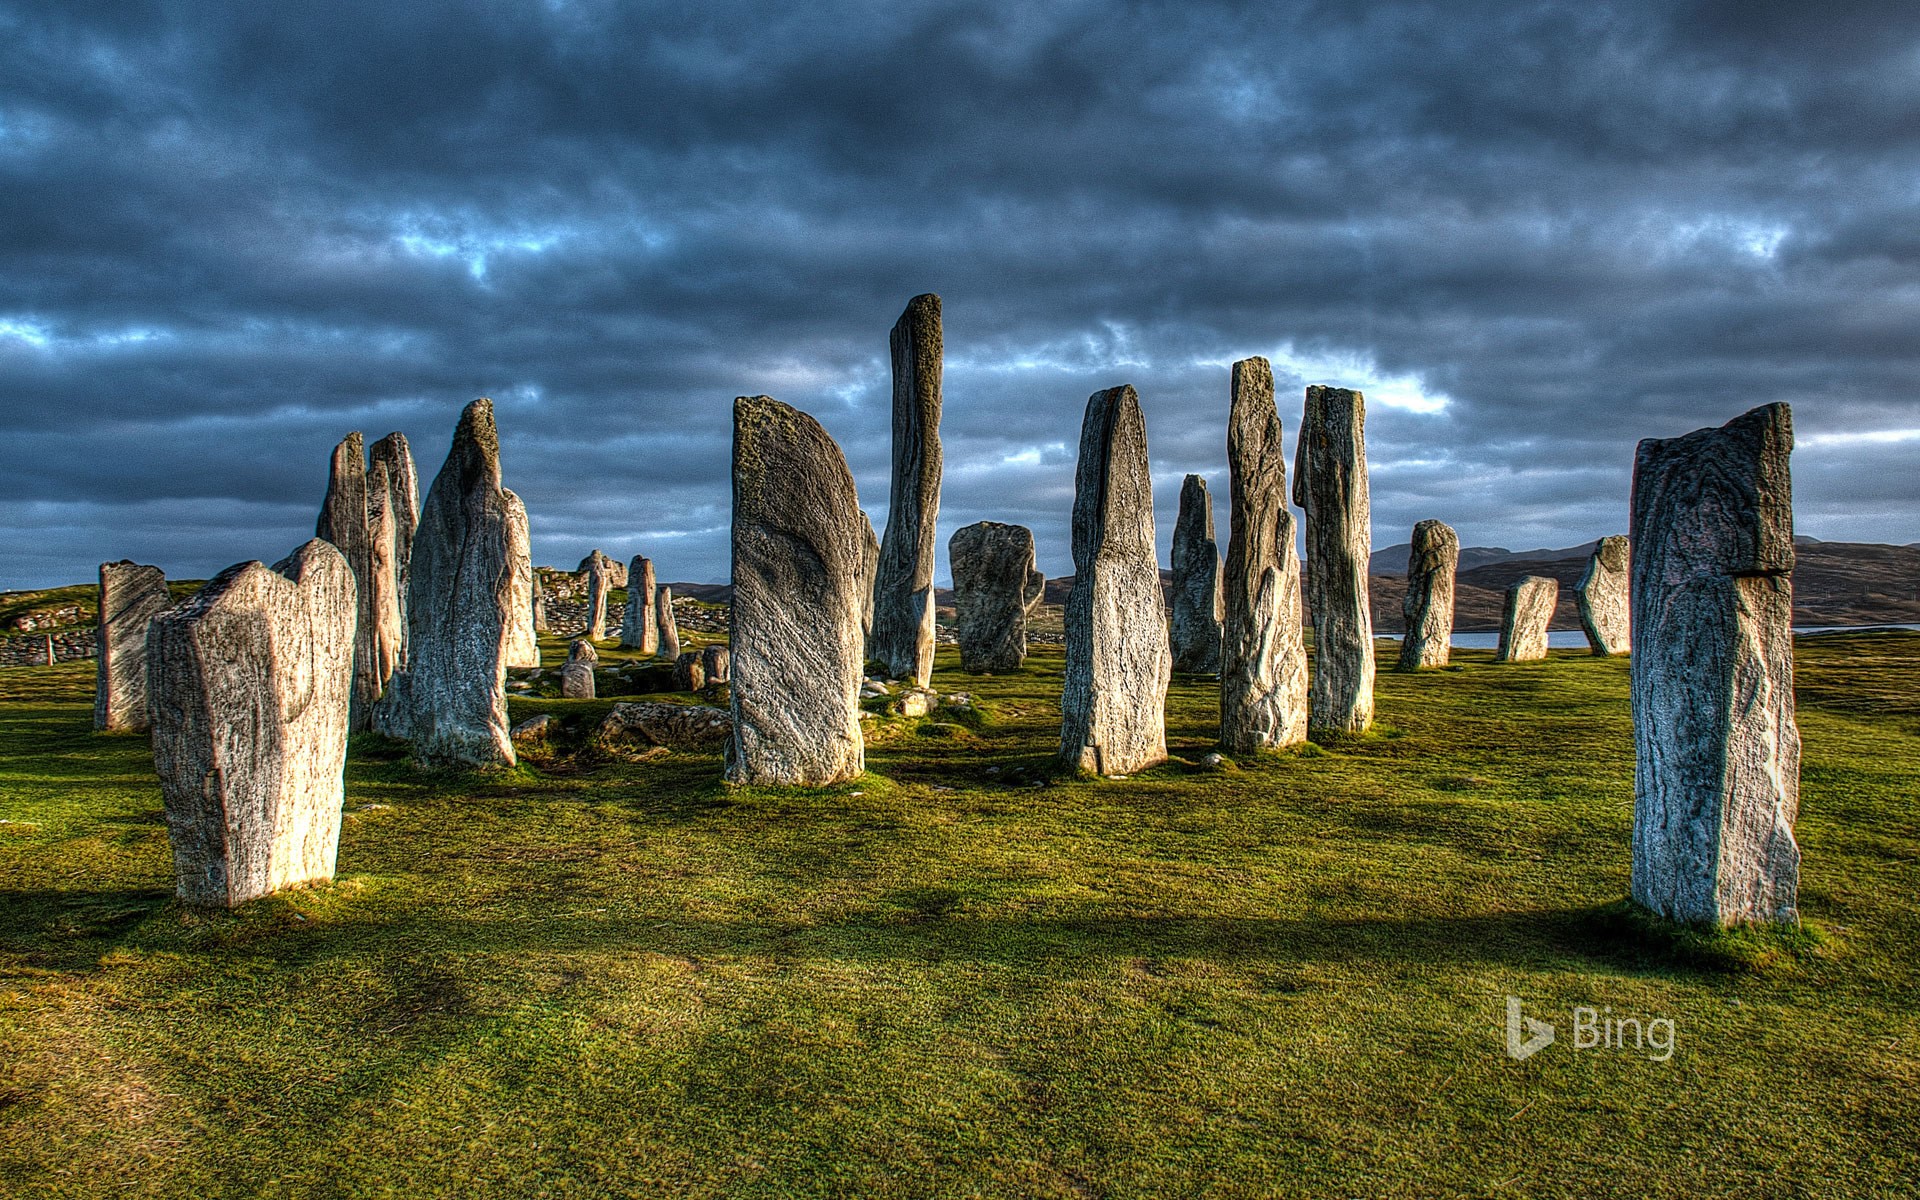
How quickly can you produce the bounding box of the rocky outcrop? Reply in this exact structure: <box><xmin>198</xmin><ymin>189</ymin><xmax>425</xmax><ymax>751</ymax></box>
<box><xmin>1397</xmin><ymin>520</ymin><xmax>1458</xmax><ymax>671</ymax></box>
<box><xmin>1630</xmin><ymin>403</ymin><xmax>1800</xmax><ymax>927</ymax></box>
<box><xmin>1220</xmin><ymin>359</ymin><xmax>1308</xmax><ymax>752</ymax></box>
<box><xmin>1060</xmin><ymin>385</ymin><xmax>1170</xmax><ymax>775</ymax></box>
<box><xmin>147</xmin><ymin>540</ymin><xmax>355</xmax><ymax>907</ymax></box>
<box><xmin>1576</xmin><ymin>535</ymin><xmax>1631</xmax><ymax>656</ymax></box>
<box><xmin>727</xmin><ymin>395</ymin><xmax>867</xmax><ymax>786</ymax></box>
<box><xmin>561</xmin><ymin>638</ymin><xmax>597</xmax><ymax>698</ymax></box>
<box><xmin>1294</xmin><ymin>385</ymin><xmax>1374</xmax><ymax>734</ymax></box>
<box><xmin>656</xmin><ymin>585</ymin><xmax>680</xmax><ymax>661</ymax></box>
<box><xmin>620</xmin><ymin>556</ymin><xmax>658</xmax><ymax>653</ymax></box>
<box><xmin>1497</xmin><ymin>576</ymin><xmax>1557</xmax><ymax>662</ymax></box>
<box><xmin>868</xmin><ymin>294</ymin><xmax>944</xmax><ymax>688</ymax></box>
<box><xmin>949</xmin><ymin>521</ymin><xmax>1045</xmax><ymax>673</ymax></box>
<box><xmin>1170</xmin><ymin>474</ymin><xmax>1224</xmax><ymax>674</ymax></box>
<box><xmin>93</xmin><ymin>561</ymin><xmax>170</xmax><ymax>731</ymax></box>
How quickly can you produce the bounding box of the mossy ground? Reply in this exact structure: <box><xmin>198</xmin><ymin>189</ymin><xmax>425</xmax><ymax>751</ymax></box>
<box><xmin>1</xmin><ymin>632</ymin><xmax>1916</xmax><ymax>1197</ymax></box>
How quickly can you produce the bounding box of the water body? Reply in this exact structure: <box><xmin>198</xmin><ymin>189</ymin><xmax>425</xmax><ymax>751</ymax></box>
<box><xmin>1375</xmin><ymin>624</ymin><xmax>1920</xmax><ymax>651</ymax></box>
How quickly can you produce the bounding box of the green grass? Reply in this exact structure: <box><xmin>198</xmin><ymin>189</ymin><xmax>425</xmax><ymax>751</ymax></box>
<box><xmin>2</xmin><ymin>634</ymin><xmax>1917</xmax><ymax>1197</ymax></box>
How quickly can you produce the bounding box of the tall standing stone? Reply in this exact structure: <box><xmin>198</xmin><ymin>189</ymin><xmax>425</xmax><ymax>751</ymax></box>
<box><xmin>868</xmin><ymin>294</ymin><xmax>944</xmax><ymax>688</ymax></box>
<box><xmin>368</xmin><ymin>433</ymin><xmax>419</xmax><ymax>668</ymax></box>
<box><xmin>94</xmin><ymin>560</ymin><xmax>170</xmax><ymax>731</ymax></box>
<box><xmin>1576</xmin><ymin>535</ymin><xmax>1632</xmax><ymax>656</ymax></box>
<box><xmin>1170</xmin><ymin>474</ymin><xmax>1224</xmax><ymax>674</ymax></box>
<box><xmin>317</xmin><ymin>432</ymin><xmax>380</xmax><ymax>730</ymax></box>
<box><xmin>620</xmin><ymin>556</ymin><xmax>659</xmax><ymax>653</ymax></box>
<box><xmin>949</xmin><ymin>521</ymin><xmax>1046</xmax><ymax>673</ymax></box>
<box><xmin>656</xmin><ymin>586</ymin><xmax>681</xmax><ymax>661</ymax></box>
<box><xmin>365</xmin><ymin>458</ymin><xmax>404</xmax><ymax>690</ymax></box>
<box><xmin>584</xmin><ymin>549</ymin><xmax>614</xmax><ymax>641</ymax></box>
<box><xmin>1221</xmin><ymin>359</ymin><xmax>1308</xmax><ymax>752</ymax></box>
<box><xmin>1497</xmin><ymin>576</ymin><xmax>1557</xmax><ymax>662</ymax></box>
<box><xmin>1630</xmin><ymin>403</ymin><xmax>1799</xmax><ymax>927</ymax></box>
<box><xmin>1060</xmin><ymin>385</ymin><xmax>1170</xmax><ymax>775</ymax></box>
<box><xmin>375</xmin><ymin>399</ymin><xmax>519</xmax><ymax>767</ymax></box>
<box><xmin>147</xmin><ymin>539</ymin><xmax>354</xmax><ymax>907</ymax></box>
<box><xmin>502</xmin><ymin>490</ymin><xmax>539</xmax><ymax>669</ymax></box>
<box><xmin>727</xmin><ymin>395</ymin><xmax>866</xmax><ymax>786</ymax></box>
<box><xmin>858</xmin><ymin>512</ymin><xmax>880</xmax><ymax>643</ymax></box>
<box><xmin>532</xmin><ymin>585</ymin><xmax>548</xmax><ymax>633</ymax></box>
<box><xmin>1293</xmin><ymin>385</ymin><xmax>1374</xmax><ymax>735</ymax></box>
<box><xmin>1397</xmin><ymin>520</ymin><xmax>1459</xmax><ymax>671</ymax></box>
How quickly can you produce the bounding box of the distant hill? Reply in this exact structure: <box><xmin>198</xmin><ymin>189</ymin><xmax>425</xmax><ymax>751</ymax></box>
<box><xmin>1370</xmin><ymin>541</ymin><xmax>1597</xmax><ymax>576</ymax></box>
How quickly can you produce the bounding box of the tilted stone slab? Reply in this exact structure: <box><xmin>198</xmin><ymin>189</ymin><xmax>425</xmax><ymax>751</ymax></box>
<box><xmin>1293</xmin><ymin>385</ymin><xmax>1374</xmax><ymax>734</ymax></box>
<box><xmin>94</xmin><ymin>560</ymin><xmax>171</xmax><ymax>731</ymax></box>
<box><xmin>868</xmin><ymin>294</ymin><xmax>944</xmax><ymax>687</ymax></box>
<box><xmin>1397</xmin><ymin>520</ymin><xmax>1458</xmax><ymax>671</ymax></box>
<box><xmin>949</xmin><ymin>521</ymin><xmax>1045</xmax><ymax>673</ymax></box>
<box><xmin>1497</xmin><ymin>575</ymin><xmax>1557</xmax><ymax>662</ymax></box>
<box><xmin>1576</xmin><ymin>535</ymin><xmax>1631</xmax><ymax>656</ymax></box>
<box><xmin>1170</xmin><ymin>474</ymin><xmax>1224</xmax><ymax>675</ymax></box>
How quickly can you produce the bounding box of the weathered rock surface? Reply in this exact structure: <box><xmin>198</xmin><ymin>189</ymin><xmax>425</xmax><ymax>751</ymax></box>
<box><xmin>1294</xmin><ymin>385</ymin><xmax>1374</xmax><ymax>734</ymax></box>
<box><xmin>949</xmin><ymin>521</ymin><xmax>1046</xmax><ymax>673</ymax></box>
<box><xmin>1576</xmin><ymin>535</ymin><xmax>1631</xmax><ymax>656</ymax></box>
<box><xmin>673</xmin><ymin>650</ymin><xmax>706</xmax><ymax>692</ymax></box>
<box><xmin>583</xmin><ymin>549</ymin><xmax>615</xmax><ymax>641</ymax></box>
<box><xmin>1630</xmin><ymin>403</ymin><xmax>1800</xmax><ymax>927</ymax></box>
<box><xmin>532</xmin><ymin>586</ymin><xmax>548</xmax><ymax>633</ymax></box>
<box><xmin>895</xmin><ymin>687</ymin><xmax>938</xmax><ymax>718</ymax></box>
<box><xmin>656</xmin><ymin>585</ymin><xmax>680</xmax><ymax>661</ymax></box>
<box><xmin>1497</xmin><ymin>576</ymin><xmax>1557</xmax><ymax>662</ymax></box>
<box><xmin>1397</xmin><ymin>520</ymin><xmax>1458</xmax><ymax>671</ymax></box>
<box><xmin>620</xmin><ymin>557</ymin><xmax>658</xmax><ymax>652</ymax></box>
<box><xmin>1220</xmin><ymin>359</ymin><xmax>1309</xmax><ymax>752</ymax></box>
<box><xmin>317</xmin><ymin>432</ymin><xmax>380</xmax><ymax>729</ymax></box>
<box><xmin>1170</xmin><ymin>474</ymin><xmax>1224</xmax><ymax>674</ymax></box>
<box><xmin>561</xmin><ymin>638</ymin><xmax>597</xmax><ymax>698</ymax></box>
<box><xmin>502</xmin><ymin>490</ymin><xmax>540</xmax><ymax>670</ymax></box>
<box><xmin>868</xmin><ymin>293</ymin><xmax>944</xmax><ymax>688</ymax></box>
<box><xmin>374</xmin><ymin>398</ymin><xmax>519</xmax><ymax>767</ymax></box>
<box><xmin>577</xmin><ymin>550</ymin><xmax>627</xmax><ymax>589</ymax></box>
<box><xmin>364</xmin><ymin>458</ymin><xmax>404</xmax><ymax>689</ymax></box>
<box><xmin>510</xmin><ymin>713</ymin><xmax>553</xmax><ymax>744</ymax></box>
<box><xmin>859</xmin><ymin>512</ymin><xmax>880</xmax><ymax>641</ymax></box>
<box><xmin>702</xmin><ymin>643</ymin><xmax>730</xmax><ymax>685</ymax></box>
<box><xmin>598</xmin><ymin>701</ymin><xmax>732</xmax><ymax>749</ymax></box>
<box><xmin>94</xmin><ymin>561</ymin><xmax>170</xmax><ymax>731</ymax></box>
<box><xmin>1060</xmin><ymin>385</ymin><xmax>1170</xmax><ymax>775</ymax></box>
<box><xmin>368</xmin><ymin>432</ymin><xmax>418</xmax><ymax>669</ymax></box>
<box><xmin>727</xmin><ymin>395</ymin><xmax>866</xmax><ymax>786</ymax></box>
<box><xmin>147</xmin><ymin>540</ymin><xmax>355</xmax><ymax>907</ymax></box>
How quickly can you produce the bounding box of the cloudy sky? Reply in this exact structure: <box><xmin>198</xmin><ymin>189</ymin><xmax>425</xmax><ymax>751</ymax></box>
<box><xmin>4</xmin><ymin>0</ymin><xmax>1918</xmax><ymax>589</ymax></box>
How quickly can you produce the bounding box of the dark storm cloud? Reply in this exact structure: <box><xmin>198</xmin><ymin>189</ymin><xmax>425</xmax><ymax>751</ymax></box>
<box><xmin>2</xmin><ymin>0</ymin><xmax>1917</xmax><ymax>588</ymax></box>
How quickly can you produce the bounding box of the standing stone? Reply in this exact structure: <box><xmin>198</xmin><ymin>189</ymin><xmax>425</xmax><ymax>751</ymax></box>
<box><xmin>364</xmin><ymin>458</ymin><xmax>404</xmax><ymax>690</ymax></box>
<box><xmin>561</xmin><ymin>638</ymin><xmax>597</xmax><ymax>699</ymax></box>
<box><xmin>1060</xmin><ymin>385</ymin><xmax>1171</xmax><ymax>775</ymax></box>
<box><xmin>656</xmin><ymin>586</ymin><xmax>681</xmax><ymax>661</ymax></box>
<box><xmin>1221</xmin><ymin>359</ymin><xmax>1308</xmax><ymax>752</ymax></box>
<box><xmin>1170</xmin><ymin>474</ymin><xmax>1225</xmax><ymax>674</ymax></box>
<box><xmin>532</xmin><ymin>585</ymin><xmax>548</xmax><ymax>633</ymax></box>
<box><xmin>94</xmin><ymin>560</ymin><xmax>170</xmax><ymax>731</ymax></box>
<box><xmin>949</xmin><ymin>521</ymin><xmax>1045</xmax><ymax>673</ymax></box>
<box><xmin>727</xmin><ymin>395</ymin><xmax>866</xmax><ymax>786</ymax></box>
<box><xmin>584</xmin><ymin>549</ymin><xmax>614</xmax><ymax>641</ymax></box>
<box><xmin>316</xmin><ymin>432</ymin><xmax>379</xmax><ymax>730</ymax></box>
<box><xmin>368</xmin><ymin>433</ymin><xmax>419</xmax><ymax>668</ymax></box>
<box><xmin>868</xmin><ymin>293</ymin><xmax>944</xmax><ymax>688</ymax></box>
<box><xmin>375</xmin><ymin>398</ymin><xmax>519</xmax><ymax>768</ymax></box>
<box><xmin>1496</xmin><ymin>576</ymin><xmax>1557</xmax><ymax>662</ymax></box>
<box><xmin>1630</xmin><ymin>403</ymin><xmax>1799</xmax><ymax>927</ymax></box>
<box><xmin>702</xmin><ymin>643</ymin><xmax>731</xmax><ymax>685</ymax></box>
<box><xmin>858</xmin><ymin>512</ymin><xmax>880</xmax><ymax>643</ymax></box>
<box><xmin>502</xmin><ymin>490</ymin><xmax>539</xmax><ymax>669</ymax></box>
<box><xmin>1576</xmin><ymin>535</ymin><xmax>1632</xmax><ymax>656</ymax></box>
<box><xmin>578</xmin><ymin>550</ymin><xmax>627</xmax><ymax>589</ymax></box>
<box><xmin>147</xmin><ymin>539</ymin><xmax>354</xmax><ymax>908</ymax></box>
<box><xmin>620</xmin><ymin>556</ymin><xmax>658</xmax><ymax>653</ymax></box>
<box><xmin>1397</xmin><ymin>520</ymin><xmax>1459</xmax><ymax>671</ymax></box>
<box><xmin>1293</xmin><ymin>385</ymin><xmax>1374</xmax><ymax>735</ymax></box>
<box><xmin>674</xmin><ymin>650</ymin><xmax>707</xmax><ymax>692</ymax></box>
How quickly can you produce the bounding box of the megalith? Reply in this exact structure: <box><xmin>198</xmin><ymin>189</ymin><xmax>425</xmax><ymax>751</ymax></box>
<box><xmin>1294</xmin><ymin>386</ymin><xmax>1375</xmax><ymax>734</ymax></box>
<box><xmin>727</xmin><ymin>394</ymin><xmax>866</xmax><ymax>786</ymax></box>
<box><xmin>147</xmin><ymin>539</ymin><xmax>355</xmax><ymax>907</ymax></box>
<box><xmin>1397</xmin><ymin>520</ymin><xmax>1459</xmax><ymax>671</ymax></box>
<box><xmin>561</xmin><ymin>638</ymin><xmax>597</xmax><ymax>699</ymax></box>
<box><xmin>364</xmin><ymin>458</ymin><xmax>404</xmax><ymax>690</ymax></box>
<box><xmin>620</xmin><ymin>556</ymin><xmax>658</xmax><ymax>653</ymax></box>
<box><xmin>1630</xmin><ymin>403</ymin><xmax>1800</xmax><ymax>927</ymax></box>
<box><xmin>532</xmin><ymin>585</ymin><xmax>548</xmax><ymax>633</ymax></box>
<box><xmin>868</xmin><ymin>293</ymin><xmax>944</xmax><ymax>688</ymax></box>
<box><xmin>317</xmin><ymin>432</ymin><xmax>380</xmax><ymax>730</ymax></box>
<box><xmin>502</xmin><ymin>490</ymin><xmax>539</xmax><ymax>669</ymax></box>
<box><xmin>1170</xmin><ymin>474</ymin><xmax>1224</xmax><ymax>674</ymax></box>
<box><xmin>674</xmin><ymin>650</ymin><xmax>707</xmax><ymax>692</ymax></box>
<box><xmin>1576</xmin><ymin>535</ymin><xmax>1631</xmax><ymax>656</ymax></box>
<box><xmin>949</xmin><ymin>521</ymin><xmax>1046</xmax><ymax>674</ymax></box>
<box><xmin>1496</xmin><ymin>576</ymin><xmax>1557</xmax><ymax>662</ymax></box>
<box><xmin>94</xmin><ymin>560</ymin><xmax>171</xmax><ymax>731</ymax></box>
<box><xmin>1221</xmin><ymin>359</ymin><xmax>1308</xmax><ymax>752</ymax></box>
<box><xmin>656</xmin><ymin>586</ymin><xmax>680</xmax><ymax>661</ymax></box>
<box><xmin>582</xmin><ymin>549</ymin><xmax>615</xmax><ymax>641</ymax></box>
<box><xmin>858</xmin><ymin>512</ymin><xmax>880</xmax><ymax>643</ymax></box>
<box><xmin>368</xmin><ymin>432</ymin><xmax>419</xmax><ymax>667</ymax></box>
<box><xmin>1060</xmin><ymin>385</ymin><xmax>1170</xmax><ymax>775</ymax></box>
<box><xmin>702</xmin><ymin>643</ymin><xmax>731</xmax><ymax>685</ymax></box>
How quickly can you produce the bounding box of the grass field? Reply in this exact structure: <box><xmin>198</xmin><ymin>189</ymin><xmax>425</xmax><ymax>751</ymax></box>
<box><xmin>2</xmin><ymin>632</ymin><xmax>1917</xmax><ymax>1197</ymax></box>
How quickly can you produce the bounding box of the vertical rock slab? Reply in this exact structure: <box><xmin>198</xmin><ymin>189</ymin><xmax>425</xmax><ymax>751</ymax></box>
<box><xmin>1221</xmin><ymin>359</ymin><xmax>1308</xmax><ymax>752</ymax></box>
<box><xmin>502</xmin><ymin>490</ymin><xmax>539</xmax><ymax>669</ymax></box>
<box><xmin>583</xmin><ymin>549</ymin><xmax>614</xmax><ymax>641</ymax></box>
<box><xmin>620</xmin><ymin>556</ymin><xmax>659</xmax><ymax>652</ymax></box>
<box><xmin>561</xmin><ymin>638</ymin><xmax>597</xmax><ymax>698</ymax></box>
<box><xmin>859</xmin><ymin>512</ymin><xmax>880</xmax><ymax>644</ymax></box>
<box><xmin>1294</xmin><ymin>385</ymin><xmax>1374</xmax><ymax>735</ymax></box>
<box><xmin>656</xmin><ymin>586</ymin><xmax>681</xmax><ymax>661</ymax></box>
<box><xmin>368</xmin><ymin>433</ymin><xmax>419</xmax><ymax>668</ymax></box>
<box><xmin>364</xmin><ymin>458</ymin><xmax>404</xmax><ymax>691</ymax></box>
<box><xmin>1170</xmin><ymin>474</ymin><xmax>1224</xmax><ymax>674</ymax></box>
<box><xmin>868</xmin><ymin>294</ymin><xmax>944</xmax><ymax>688</ymax></box>
<box><xmin>727</xmin><ymin>395</ymin><xmax>866</xmax><ymax>786</ymax></box>
<box><xmin>316</xmin><ymin>432</ymin><xmax>379</xmax><ymax>730</ymax></box>
<box><xmin>147</xmin><ymin>539</ymin><xmax>354</xmax><ymax>908</ymax></box>
<box><xmin>532</xmin><ymin>585</ymin><xmax>548</xmax><ymax>633</ymax></box>
<box><xmin>376</xmin><ymin>398</ymin><xmax>518</xmax><ymax>767</ymax></box>
<box><xmin>1630</xmin><ymin>403</ymin><xmax>1799</xmax><ymax>927</ymax></box>
<box><xmin>702</xmin><ymin>644</ymin><xmax>731</xmax><ymax>685</ymax></box>
<box><xmin>94</xmin><ymin>560</ymin><xmax>170</xmax><ymax>731</ymax></box>
<box><xmin>1397</xmin><ymin>520</ymin><xmax>1459</xmax><ymax>671</ymax></box>
<box><xmin>949</xmin><ymin>521</ymin><xmax>1046</xmax><ymax>673</ymax></box>
<box><xmin>1060</xmin><ymin>385</ymin><xmax>1171</xmax><ymax>775</ymax></box>
<box><xmin>674</xmin><ymin>650</ymin><xmax>707</xmax><ymax>692</ymax></box>
<box><xmin>1576</xmin><ymin>535</ymin><xmax>1632</xmax><ymax>656</ymax></box>
<box><xmin>1496</xmin><ymin>576</ymin><xmax>1558</xmax><ymax>662</ymax></box>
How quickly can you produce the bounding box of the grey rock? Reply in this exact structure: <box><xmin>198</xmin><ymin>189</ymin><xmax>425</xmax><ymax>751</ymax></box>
<box><xmin>532</xmin><ymin>586</ymin><xmax>548</xmax><ymax>633</ymax></box>
<box><xmin>1221</xmin><ymin>359</ymin><xmax>1309</xmax><ymax>752</ymax></box>
<box><xmin>1293</xmin><ymin>385</ymin><xmax>1375</xmax><ymax>735</ymax></box>
<box><xmin>510</xmin><ymin>713</ymin><xmax>553</xmax><ymax>744</ymax></box>
<box><xmin>598</xmin><ymin>700</ymin><xmax>732</xmax><ymax>749</ymax></box>
<box><xmin>561</xmin><ymin>638</ymin><xmax>597</xmax><ymax>699</ymax></box>
<box><xmin>702</xmin><ymin>643</ymin><xmax>730</xmax><ymax>685</ymax></box>
<box><xmin>673</xmin><ymin>649</ymin><xmax>706</xmax><ymax>692</ymax></box>
<box><xmin>949</xmin><ymin>521</ymin><xmax>1045</xmax><ymax>673</ymax></box>
<box><xmin>1630</xmin><ymin>403</ymin><xmax>1800</xmax><ymax>927</ymax></box>
<box><xmin>1170</xmin><ymin>473</ymin><xmax>1224</xmax><ymax>674</ymax></box>
<box><xmin>620</xmin><ymin>556</ymin><xmax>659</xmax><ymax>652</ymax></box>
<box><xmin>655</xmin><ymin>585</ymin><xmax>680</xmax><ymax>661</ymax></box>
<box><xmin>317</xmin><ymin>432</ymin><xmax>380</xmax><ymax>730</ymax></box>
<box><xmin>502</xmin><ymin>489</ymin><xmax>539</xmax><ymax>669</ymax></box>
<box><xmin>577</xmin><ymin>550</ymin><xmax>626</xmax><ymax>589</ymax></box>
<box><xmin>726</xmin><ymin>395</ymin><xmax>866</xmax><ymax>786</ymax></box>
<box><xmin>1496</xmin><ymin>576</ymin><xmax>1557</xmax><ymax>662</ymax></box>
<box><xmin>364</xmin><ymin>457</ymin><xmax>405</xmax><ymax>690</ymax></box>
<box><xmin>582</xmin><ymin>549</ymin><xmax>616</xmax><ymax>641</ymax></box>
<box><xmin>94</xmin><ymin>560</ymin><xmax>170</xmax><ymax>731</ymax></box>
<box><xmin>895</xmin><ymin>688</ymin><xmax>938</xmax><ymax>718</ymax></box>
<box><xmin>1397</xmin><ymin>520</ymin><xmax>1459</xmax><ymax>671</ymax></box>
<box><xmin>1199</xmin><ymin>751</ymin><xmax>1237</xmax><ymax>773</ymax></box>
<box><xmin>868</xmin><ymin>293</ymin><xmax>943</xmax><ymax>688</ymax></box>
<box><xmin>368</xmin><ymin>432</ymin><xmax>419</xmax><ymax>669</ymax></box>
<box><xmin>147</xmin><ymin>539</ymin><xmax>355</xmax><ymax>907</ymax></box>
<box><xmin>1576</xmin><ymin>535</ymin><xmax>1631</xmax><ymax>656</ymax></box>
<box><xmin>858</xmin><ymin>511</ymin><xmax>880</xmax><ymax>641</ymax></box>
<box><xmin>1060</xmin><ymin>385</ymin><xmax>1170</xmax><ymax>775</ymax></box>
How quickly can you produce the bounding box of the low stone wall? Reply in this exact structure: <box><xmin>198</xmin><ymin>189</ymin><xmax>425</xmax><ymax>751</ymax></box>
<box><xmin>0</xmin><ymin>628</ymin><xmax>97</xmax><ymax>666</ymax></box>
